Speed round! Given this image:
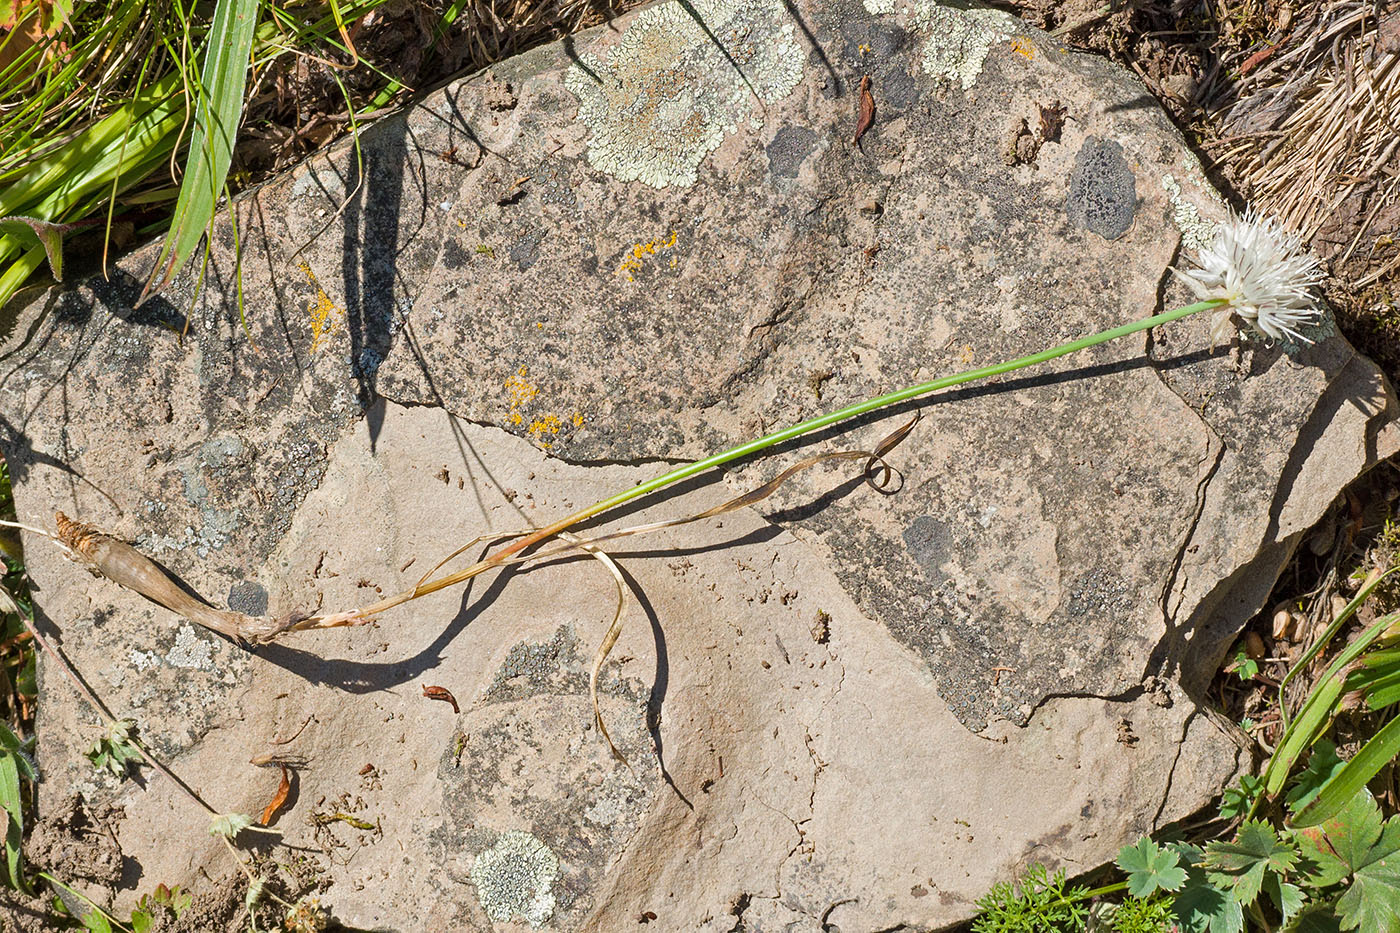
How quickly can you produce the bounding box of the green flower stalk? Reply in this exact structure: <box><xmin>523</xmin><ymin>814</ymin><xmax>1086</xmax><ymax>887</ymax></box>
<box><xmin>296</xmin><ymin>212</ymin><xmax>1322</xmax><ymax>632</ymax></box>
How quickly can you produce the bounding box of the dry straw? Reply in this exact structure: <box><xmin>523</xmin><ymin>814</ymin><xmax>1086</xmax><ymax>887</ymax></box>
<box><xmin>1211</xmin><ymin>2</ymin><xmax>1399</xmax><ymax>280</ymax></box>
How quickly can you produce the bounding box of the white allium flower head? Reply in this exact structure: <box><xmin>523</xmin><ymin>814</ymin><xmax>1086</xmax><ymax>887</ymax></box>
<box><xmin>1175</xmin><ymin>209</ymin><xmax>1324</xmax><ymax>346</ymax></box>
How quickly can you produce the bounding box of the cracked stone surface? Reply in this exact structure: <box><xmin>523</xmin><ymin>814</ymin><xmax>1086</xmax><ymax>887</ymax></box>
<box><xmin>1</xmin><ymin>0</ymin><xmax>1396</xmax><ymax>929</ymax></box>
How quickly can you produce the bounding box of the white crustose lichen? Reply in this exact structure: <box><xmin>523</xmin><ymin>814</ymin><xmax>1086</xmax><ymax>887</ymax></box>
<box><xmin>566</xmin><ymin>0</ymin><xmax>803</xmax><ymax>188</ymax></box>
<box><xmin>470</xmin><ymin>830</ymin><xmax>560</xmax><ymax>927</ymax></box>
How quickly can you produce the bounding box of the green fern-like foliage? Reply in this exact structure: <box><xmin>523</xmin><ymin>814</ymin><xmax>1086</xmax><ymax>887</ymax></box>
<box><xmin>1111</xmin><ymin>894</ymin><xmax>1176</xmax><ymax>933</ymax></box>
<box><xmin>972</xmin><ymin>863</ymin><xmax>1090</xmax><ymax>933</ymax></box>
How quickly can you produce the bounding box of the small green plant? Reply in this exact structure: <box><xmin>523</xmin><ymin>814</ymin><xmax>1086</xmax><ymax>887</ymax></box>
<box><xmin>85</xmin><ymin>717</ymin><xmax>142</xmax><ymax>777</ymax></box>
<box><xmin>0</xmin><ymin>719</ymin><xmax>36</xmax><ymax>894</ymax></box>
<box><xmin>1120</xmin><ymin>789</ymin><xmax>1400</xmax><ymax>931</ymax></box>
<box><xmin>47</xmin><ymin>877</ymin><xmax>192</xmax><ymax>933</ymax></box>
<box><xmin>972</xmin><ymin>863</ymin><xmax>1091</xmax><ymax>933</ymax></box>
<box><xmin>130</xmin><ymin>882</ymin><xmax>192</xmax><ymax>932</ymax></box>
<box><xmin>1107</xmin><ymin>893</ymin><xmax>1175</xmax><ymax>933</ymax></box>
<box><xmin>1225</xmin><ymin>643</ymin><xmax>1260</xmax><ymax>681</ymax></box>
<box><xmin>1218</xmin><ymin>774</ymin><xmax>1264</xmax><ymax>821</ymax></box>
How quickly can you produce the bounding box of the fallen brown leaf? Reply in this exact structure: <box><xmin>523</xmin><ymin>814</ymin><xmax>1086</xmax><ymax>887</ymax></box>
<box><xmin>259</xmin><ymin>765</ymin><xmax>291</xmax><ymax>826</ymax></box>
<box><xmin>422</xmin><ymin>684</ymin><xmax>459</xmax><ymax>713</ymax></box>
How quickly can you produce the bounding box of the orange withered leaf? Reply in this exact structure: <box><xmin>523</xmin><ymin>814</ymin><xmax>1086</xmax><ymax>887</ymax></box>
<box><xmin>422</xmin><ymin>685</ymin><xmax>459</xmax><ymax>714</ymax></box>
<box><xmin>259</xmin><ymin>765</ymin><xmax>291</xmax><ymax>826</ymax></box>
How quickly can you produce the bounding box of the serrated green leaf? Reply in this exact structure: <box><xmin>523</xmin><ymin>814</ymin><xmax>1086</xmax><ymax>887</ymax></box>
<box><xmin>1173</xmin><ymin>870</ymin><xmax>1245</xmax><ymax>933</ymax></box>
<box><xmin>1262</xmin><ymin>873</ymin><xmax>1304</xmax><ymax>923</ymax></box>
<box><xmin>210</xmin><ymin>812</ymin><xmax>254</xmax><ymax>839</ymax></box>
<box><xmin>1285</xmin><ymin>903</ymin><xmax>1343</xmax><ymax>933</ymax></box>
<box><xmin>1335</xmin><ymin>817</ymin><xmax>1400</xmax><ymax>932</ymax></box>
<box><xmin>1294</xmin><ymin>791</ymin><xmax>1383</xmax><ymax>888</ymax></box>
<box><xmin>1287</xmin><ymin>741</ymin><xmax>1345</xmax><ymax>814</ymax></box>
<box><xmin>1118</xmin><ymin>837</ymin><xmax>1187</xmax><ymax>897</ymax></box>
<box><xmin>1220</xmin><ymin>774</ymin><xmax>1265</xmax><ymax>821</ymax></box>
<box><xmin>1204</xmin><ymin>820</ymin><xmax>1298</xmax><ymax>905</ymax></box>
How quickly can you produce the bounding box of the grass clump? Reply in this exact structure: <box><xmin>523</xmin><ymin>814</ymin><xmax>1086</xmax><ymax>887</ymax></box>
<box><xmin>0</xmin><ymin>0</ymin><xmax>643</xmax><ymax>316</ymax></box>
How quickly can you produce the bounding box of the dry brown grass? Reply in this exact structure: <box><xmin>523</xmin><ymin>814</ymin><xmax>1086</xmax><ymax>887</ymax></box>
<box><xmin>1206</xmin><ymin>3</ymin><xmax>1399</xmax><ymax>281</ymax></box>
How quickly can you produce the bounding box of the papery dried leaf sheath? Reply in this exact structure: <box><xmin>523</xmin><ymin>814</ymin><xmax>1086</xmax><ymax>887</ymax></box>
<box><xmin>54</xmin><ymin>512</ymin><xmax>286</xmax><ymax>643</ymax></box>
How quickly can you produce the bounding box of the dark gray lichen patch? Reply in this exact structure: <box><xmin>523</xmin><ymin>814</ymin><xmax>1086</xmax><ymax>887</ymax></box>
<box><xmin>1065</xmin><ymin>137</ymin><xmax>1137</xmax><ymax>240</ymax></box>
<box><xmin>902</xmin><ymin>515</ymin><xmax>953</xmax><ymax>576</ymax></box>
<box><xmin>510</xmin><ymin>230</ymin><xmax>547</xmax><ymax>271</ymax></box>
<box><xmin>227</xmin><ymin>580</ymin><xmax>269</xmax><ymax>616</ymax></box>
<box><xmin>766</xmin><ymin>126</ymin><xmax>819</xmax><ymax>178</ymax></box>
<box><xmin>484</xmin><ymin>625</ymin><xmax>586</xmax><ymax>702</ymax></box>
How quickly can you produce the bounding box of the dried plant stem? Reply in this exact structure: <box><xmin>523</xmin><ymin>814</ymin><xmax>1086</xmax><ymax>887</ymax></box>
<box><xmin>0</xmin><ymin>518</ymin><xmax>76</xmax><ymax>559</ymax></box>
<box><xmin>10</xmin><ymin>596</ymin><xmax>218</xmax><ymax>816</ymax></box>
<box><xmin>298</xmin><ymin>299</ymin><xmax>1223</xmax><ymax>630</ymax></box>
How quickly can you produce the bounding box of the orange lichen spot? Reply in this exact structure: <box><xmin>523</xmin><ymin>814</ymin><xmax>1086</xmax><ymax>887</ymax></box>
<box><xmin>1010</xmin><ymin>37</ymin><xmax>1034</xmax><ymax>59</ymax></box>
<box><xmin>505</xmin><ymin>366</ymin><xmax>539</xmax><ymax>407</ymax></box>
<box><xmin>858</xmin><ymin>43</ymin><xmax>872</xmax><ymax>55</ymax></box>
<box><xmin>527</xmin><ymin>414</ymin><xmax>563</xmax><ymax>448</ymax></box>
<box><xmin>503</xmin><ymin>366</ymin><xmax>583</xmax><ymax>448</ymax></box>
<box><xmin>959</xmin><ymin>345</ymin><xmax>975</xmax><ymax>365</ymax></box>
<box><xmin>299</xmin><ymin>262</ymin><xmax>344</xmax><ymax>353</ymax></box>
<box><xmin>616</xmin><ymin>230</ymin><xmax>681</xmax><ymax>282</ymax></box>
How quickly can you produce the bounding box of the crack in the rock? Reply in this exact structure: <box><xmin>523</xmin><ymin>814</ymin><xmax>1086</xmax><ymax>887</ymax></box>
<box><xmin>1023</xmin><ymin>683</ymin><xmax>1148</xmax><ymax>720</ymax></box>
<box><xmin>1152</xmin><ymin>706</ymin><xmax>1195</xmax><ymax>827</ymax></box>
<box><xmin>371</xmin><ymin>391</ymin><xmax>690</xmax><ymax>468</ymax></box>
<box><xmin>1158</xmin><ymin>436</ymin><xmax>1225</xmax><ymax>627</ymax></box>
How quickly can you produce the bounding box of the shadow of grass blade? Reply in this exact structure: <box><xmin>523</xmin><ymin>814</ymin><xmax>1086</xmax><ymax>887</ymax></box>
<box><xmin>142</xmin><ymin>0</ymin><xmax>258</xmax><ymax>301</ymax></box>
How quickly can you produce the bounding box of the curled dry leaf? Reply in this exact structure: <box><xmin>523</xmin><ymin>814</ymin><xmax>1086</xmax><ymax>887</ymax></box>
<box><xmin>1036</xmin><ymin>100</ymin><xmax>1066</xmax><ymax>143</ymax></box>
<box><xmin>259</xmin><ymin>765</ymin><xmax>291</xmax><ymax>826</ymax></box>
<box><xmin>421</xmin><ymin>685</ymin><xmax>459</xmax><ymax>713</ymax></box>
<box><xmin>853</xmin><ymin>75</ymin><xmax>875</xmax><ymax>148</ymax></box>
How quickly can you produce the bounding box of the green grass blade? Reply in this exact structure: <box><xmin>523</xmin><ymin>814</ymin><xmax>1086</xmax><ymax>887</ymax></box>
<box><xmin>0</xmin><ymin>243</ymin><xmax>48</xmax><ymax>312</ymax></box>
<box><xmin>1292</xmin><ymin>713</ymin><xmax>1400</xmax><ymax>827</ymax></box>
<box><xmin>1278</xmin><ymin>565</ymin><xmax>1400</xmax><ymax>731</ymax></box>
<box><xmin>1263</xmin><ymin>611</ymin><xmax>1400</xmax><ymax>798</ymax></box>
<box><xmin>143</xmin><ymin>0</ymin><xmax>258</xmax><ymax>298</ymax></box>
<box><xmin>0</xmin><ymin>723</ymin><xmax>32</xmax><ymax>894</ymax></box>
<box><xmin>0</xmin><ymin>75</ymin><xmax>184</xmax><ymax>216</ymax></box>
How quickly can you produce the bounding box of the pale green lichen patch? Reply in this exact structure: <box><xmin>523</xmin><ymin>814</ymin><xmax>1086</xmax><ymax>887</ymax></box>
<box><xmin>565</xmin><ymin>0</ymin><xmax>804</xmax><ymax>187</ymax></box>
<box><xmin>865</xmin><ymin>0</ymin><xmax>1022</xmax><ymax>90</ymax></box>
<box><xmin>470</xmin><ymin>830</ymin><xmax>559</xmax><ymax>926</ymax></box>
<box><xmin>166</xmin><ymin>623</ymin><xmax>214</xmax><ymax>670</ymax></box>
<box><xmin>1161</xmin><ymin>174</ymin><xmax>1220</xmax><ymax>252</ymax></box>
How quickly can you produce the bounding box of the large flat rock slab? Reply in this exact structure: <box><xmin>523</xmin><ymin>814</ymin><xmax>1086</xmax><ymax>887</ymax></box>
<box><xmin>1</xmin><ymin>0</ymin><xmax>1396</xmax><ymax>928</ymax></box>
